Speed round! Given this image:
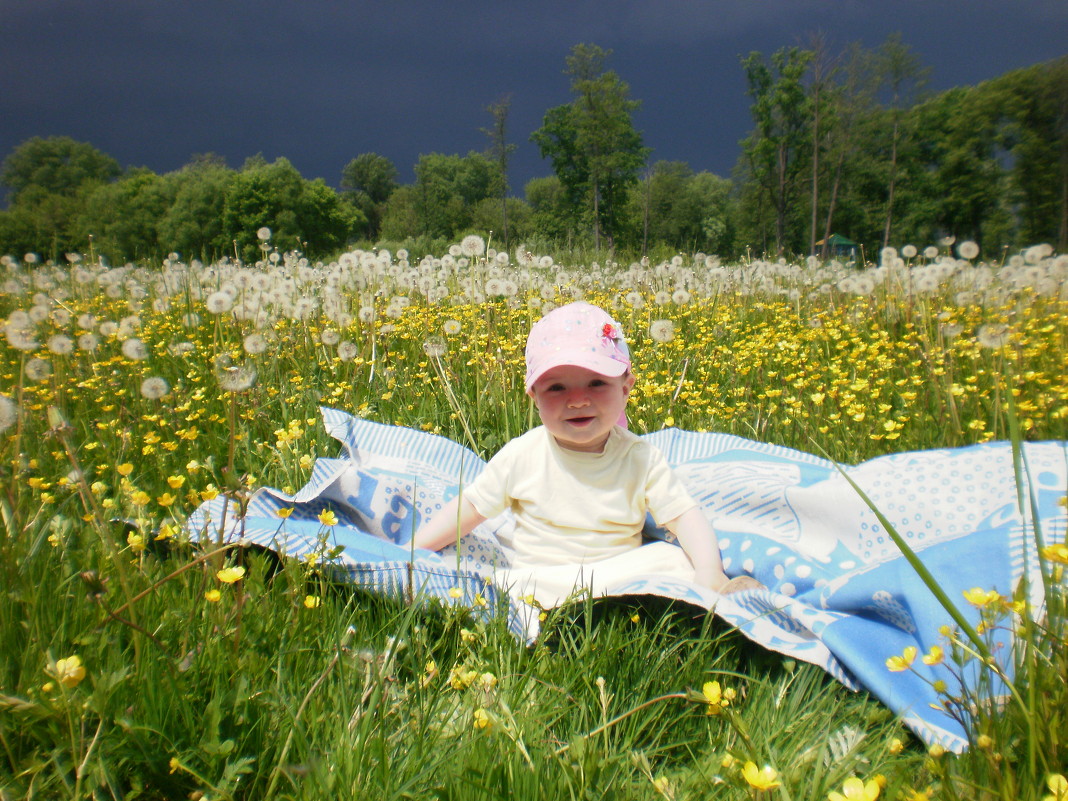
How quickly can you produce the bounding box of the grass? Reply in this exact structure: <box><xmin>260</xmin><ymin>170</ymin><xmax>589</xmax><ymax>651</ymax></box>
<box><xmin>0</xmin><ymin>237</ymin><xmax>1065</xmax><ymax>799</ymax></box>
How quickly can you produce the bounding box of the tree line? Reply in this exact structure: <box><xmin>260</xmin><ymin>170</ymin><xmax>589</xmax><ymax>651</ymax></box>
<box><xmin>1</xmin><ymin>38</ymin><xmax>1064</xmax><ymax>265</ymax></box>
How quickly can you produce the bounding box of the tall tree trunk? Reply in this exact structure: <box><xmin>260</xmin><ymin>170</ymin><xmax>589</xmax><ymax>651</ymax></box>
<box><xmin>882</xmin><ymin>116</ymin><xmax>899</xmax><ymax>251</ymax></box>
<box><xmin>810</xmin><ymin>102</ymin><xmax>820</xmax><ymax>256</ymax></box>
<box><xmin>822</xmin><ymin>152</ymin><xmax>846</xmax><ymax>259</ymax></box>
<box><xmin>592</xmin><ymin>176</ymin><xmax>601</xmax><ymax>251</ymax></box>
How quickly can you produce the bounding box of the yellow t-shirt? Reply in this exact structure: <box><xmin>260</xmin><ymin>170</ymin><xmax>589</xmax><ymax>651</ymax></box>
<box><xmin>463</xmin><ymin>426</ymin><xmax>696</xmax><ymax>568</ymax></box>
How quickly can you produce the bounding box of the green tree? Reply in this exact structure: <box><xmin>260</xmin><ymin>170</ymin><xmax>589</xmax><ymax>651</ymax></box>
<box><xmin>75</xmin><ymin>168</ymin><xmax>173</xmax><ymax>263</ymax></box>
<box><xmin>0</xmin><ymin>136</ymin><xmax>120</xmax><ymax>202</ymax></box>
<box><xmin>481</xmin><ymin>94</ymin><xmax>518</xmax><ymax>247</ymax></box>
<box><xmin>631</xmin><ymin>162</ymin><xmax>733</xmax><ymax>254</ymax></box>
<box><xmin>872</xmin><ymin>33</ymin><xmax>930</xmax><ymax>249</ymax></box>
<box><xmin>531</xmin><ymin>44</ymin><xmax>649</xmax><ymax>250</ymax></box>
<box><xmin>340</xmin><ymin>152</ymin><xmax>398</xmax><ymax>240</ymax></box>
<box><xmin>378</xmin><ymin>186</ymin><xmax>423</xmax><ymax>242</ymax></box>
<box><xmin>157</xmin><ymin>154</ymin><xmax>235</xmax><ymax>261</ymax></box>
<box><xmin>223</xmin><ymin>157</ymin><xmax>359</xmax><ymax>260</ymax></box>
<box><xmin>470</xmin><ymin>196</ymin><xmax>532</xmax><ymax>243</ymax></box>
<box><xmin>739</xmin><ymin>47</ymin><xmax>813</xmax><ymax>255</ymax></box>
<box><xmin>524</xmin><ymin>175</ymin><xmax>574</xmax><ymax>245</ymax></box>
<box><xmin>405</xmin><ymin>152</ymin><xmax>500</xmax><ymax>240</ymax></box>
<box><xmin>817</xmin><ymin>42</ymin><xmax>877</xmax><ymax>255</ymax></box>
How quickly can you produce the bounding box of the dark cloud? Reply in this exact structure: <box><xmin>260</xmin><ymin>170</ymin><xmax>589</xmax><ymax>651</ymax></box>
<box><xmin>1</xmin><ymin>0</ymin><xmax>1065</xmax><ymax>193</ymax></box>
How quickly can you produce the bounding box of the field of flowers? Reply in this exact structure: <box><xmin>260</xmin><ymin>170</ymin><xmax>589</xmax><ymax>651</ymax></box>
<box><xmin>1</xmin><ymin>233</ymin><xmax>1066</xmax><ymax>799</ymax></box>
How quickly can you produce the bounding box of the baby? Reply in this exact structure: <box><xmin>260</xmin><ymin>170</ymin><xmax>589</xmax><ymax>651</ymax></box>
<box><xmin>413</xmin><ymin>302</ymin><xmax>757</xmax><ymax>599</ymax></box>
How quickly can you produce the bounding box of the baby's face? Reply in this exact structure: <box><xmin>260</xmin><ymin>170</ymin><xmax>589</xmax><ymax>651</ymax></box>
<box><xmin>529</xmin><ymin>365</ymin><xmax>633</xmax><ymax>453</ymax></box>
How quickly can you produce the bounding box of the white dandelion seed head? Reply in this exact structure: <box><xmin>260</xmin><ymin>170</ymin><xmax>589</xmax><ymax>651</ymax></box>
<box><xmin>182</xmin><ymin>312</ymin><xmax>201</xmax><ymax>329</ymax></box>
<box><xmin>460</xmin><ymin>235</ymin><xmax>485</xmax><ymax>258</ymax></box>
<box><xmin>1024</xmin><ymin>243</ymin><xmax>1053</xmax><ymax>264</ymax></box>
<box><xmin>140</xmin><ymin>376</ymin><xmax>170</xmax><ymax>400</ymax></box>
<box><xmin>671</xmin><ymin>288</ymin><xmax>691</xmax><ymax>305</ymax></box>
<box><xmin>47</xmin><ymin>335</ymin><xmax>74</xmax><ymax>355</ymax></box>
<box><xmin>337</xmin><ymin>340</ymin><xmax>358</xmax><ymax>362</ymax></box>
<box><xmin>217</xmin><ymin>363</ymin><xmax>257</xmax><ymax>392</ymax></box>
<box><xmin>257</xmin><ymin>227</ymin><xmax>272</xmax><ymax>241</ymax></box>
<box><xmin>957</xmin><ymin>241</ymin><xmax>980</xmax><ymax>260</ymax></box>
<box><xmin>25</xmin><ymin>357</ymin><xmax>52</xmax><ymax>381</ymax></box>
<box><xmin>653</xmin><ymin>290</ymin><xmax>671</xmax><ymax>306</ymax></box>
<box><xmin>0</xmin><ymin>394</ymin><xmax>17</xmax><ymax>433</ymax></box>
<box><xmin>357</xmin><ymin>306</ymin><xmax>375</xmax><ymax>324</ymax></box>
<box><xmin>320</xmin><ymin>329</ymin><xmax>341</xmax><ymax>346</ymax></box>
<box><xmin>649</xmin><ymin>319</ymin><xmax>675</xmax><ymax>343</ymax></box>
<box><xmin>901</xmin><ymin>244</ymin><xmax>917</xmax><ymax>259</ymax></box>
<box><xmin>976</xmin><ymin>323</ymin><xmax>1011</xmax><ymax>350</ymax></box>
<box><xmin>77</xmin><ymin>333</ymin><xmax>99</xmax><ymax>352</ymax></box>
<box><xmin>422</xmin><ymin>336</ymin><xmax>447</xmax><ymax>358</ymax></box>
<box><xmin>4</xmin><ymin>324</ymin><xmax>38</xmax><ymax>352</ymax></box>
<box><xmin>443</xmin><ymin>319</ymin><xmax>462</xmax><ymax>336</ymax></box>
<box><xmin>243</xmin><ymin>333</ymin><xmax>267</xmax><ymax>355</ymax></box>
<box><xmin>168</xmin><ymin>341</ymin><xmax>195</xmax><ymax>356</ymax></box>
<box><xmin>923</xmin><ymin>246</ymin><xmax>939</xmax><ymax>260</ymax></box>
<box><xmin>121</xmin><ymin>338</ymin><xmax>149</xmax><ymax>361</ymax></box>
<box><xmin>205</xmin><ymin>291</ymin><xmax>234</xmax><ymax>315</ymax></box>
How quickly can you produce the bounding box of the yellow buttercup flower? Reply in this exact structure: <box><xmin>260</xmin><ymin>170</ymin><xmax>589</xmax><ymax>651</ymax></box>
<box><xmin>1040</xmin><ymin>543</ymin><xmax>1068</xmax><ymax>565</ymax></box>
<box><xmin>1043</xmin><ymin>773</ymin><xmax>1067</xmax><ymax>801</ymax></box>
<box><xmin>963</xmin><ymin>587</ymin><xmax>1001</xmax><ymax>607</ymax></box>
<box><xmin>51</xmin><ymin>655</ymin><xmax>86</xmax><ymax>689</ymax></box>
<box><xmin>216</xmin><ymin>566</ymin><xmax>246</xmax><ymax>584</ymax></box>
<box><xmin>318</xmin><ymin>509</ymin><xmax>338</xmax><ymax>527</ymax></box>
<box><xmin>701</xmin><ymin>680</ymin><xmax>730</xmax><ymax>715</ymax></box>
<box><xmin>886</xmin><ymin>646</ymin><xmax>917</xmax><ymax>672</ymax></box>
<box><xmin>921</xmin><ymin>645</ymin><xmax>944</xmax><ymax>666</ymax></box>
<box><xmin>117</xmin><ymin>463</ymin><xmax>134</xmax><ymax>477</ymax></box>
<box><xmin>204</xmin><ymin>589</ymin><xmax>222</xmax><ymax>603</ymax></box>
<box><xmin>741</xmin><ymin>762</ymin><xmax>780</xmax><ymax>792</ymax></box>
<box><xmin>276</xmin><ymin>506</ymin><xmax>294</xmax><ymax>519</ymax></box>
<box><xmin>828</xmin><ymin>776</ymin><xmax>880</xmax><ymax>801</ymax></box>
<box><xmin>303</xmin><ymin>595</ymin><xmax>321</xmax><ymax>609</ymax></box>
<box><xmin>166</xmin><ymin>475</ymin><xmax>186</xmax><ymax>489</ymax></box>
<box><xmin>127</xmin><ymin>531</ymin><xmax>146</xmax><ymax>553</ymax></box>
<box><xmin>472</xmin><ymin>708</ymin><xmax>493</xmax><ymax>730</ymax></box>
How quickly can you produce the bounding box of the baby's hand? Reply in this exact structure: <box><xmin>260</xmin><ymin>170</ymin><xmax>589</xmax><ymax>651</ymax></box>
<box><xmin>715</xmin><ymin>575</ymin><xmax>765</xmax><ymax>595</ymax></box>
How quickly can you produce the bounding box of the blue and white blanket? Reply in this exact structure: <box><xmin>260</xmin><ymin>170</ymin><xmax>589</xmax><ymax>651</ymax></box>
<box><xmin>187</xmin><ymin>407</ymin><xmax>1067</xmax><ymax>752</ymax></box>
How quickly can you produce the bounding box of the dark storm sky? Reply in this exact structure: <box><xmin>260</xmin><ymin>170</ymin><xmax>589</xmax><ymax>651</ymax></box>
<box><xmin>2</xmin><ymin>0</ymin><xmax>1066</xmax><ymax>194</ymax></box>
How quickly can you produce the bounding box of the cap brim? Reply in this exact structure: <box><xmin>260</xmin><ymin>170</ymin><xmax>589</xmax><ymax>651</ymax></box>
<box><xmin>525</xmin><ymin>353</ymin><xmax>629</xmax><ymax>392</ymax></box>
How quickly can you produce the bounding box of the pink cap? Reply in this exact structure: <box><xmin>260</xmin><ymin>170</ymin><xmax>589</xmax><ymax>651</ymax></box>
<box><xmin>525</xmin><ymin>302</ymin><xmax>631</xmax><ymax>393</ymax></box>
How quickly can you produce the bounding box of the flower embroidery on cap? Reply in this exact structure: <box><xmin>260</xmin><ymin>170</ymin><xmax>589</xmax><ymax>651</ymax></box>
<box><xmin>601</xmin><ymin>323</ymin><xmax>618</xmax><ymax>341</ymax></box>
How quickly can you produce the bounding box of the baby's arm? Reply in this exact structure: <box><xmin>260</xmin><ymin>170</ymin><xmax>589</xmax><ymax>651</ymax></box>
<box><xmin>664</xmin><ymin>507</ymin><xmax>761</xmax><ymax>594</ymax></box>
<box><xmin>411</xmin><ymin>495</ymin><xmax>487</xmax><ymax>552</ymax></box>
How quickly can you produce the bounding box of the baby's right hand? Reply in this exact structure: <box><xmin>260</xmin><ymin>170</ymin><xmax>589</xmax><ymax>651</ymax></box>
<box><xmin>718</xmin><ymin>575</ymin><xmax>765</xmax><ymax>595</ymax></box>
